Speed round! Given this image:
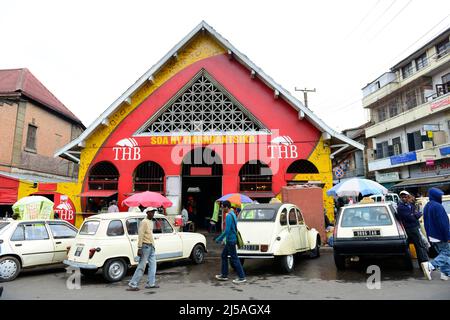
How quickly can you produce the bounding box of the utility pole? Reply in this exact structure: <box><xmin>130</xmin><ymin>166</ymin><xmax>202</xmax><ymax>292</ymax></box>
<box><xmin>295</xmin><ymin>87</ymin><xmax>316</xmax><ymax>108</ymax></box>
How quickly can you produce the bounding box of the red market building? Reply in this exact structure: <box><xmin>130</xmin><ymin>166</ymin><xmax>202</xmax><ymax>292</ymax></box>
<box><xmin>55</xmin><ymin>22</ymin><xmax>363</xmax><ymax>228</ymax></box>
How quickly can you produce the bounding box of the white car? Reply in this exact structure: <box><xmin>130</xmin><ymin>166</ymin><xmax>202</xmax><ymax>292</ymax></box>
<box><xmin>333</xmin><ymin>203</ymin><xmax>411</xmax><ymax>270</ymax></box>
<box><xmin>369</xmin><ymin>193</ymin><xmax>400</xmax><ymax>209</ymax></box>
<box><xmin>236</xmin><ymin>203</ymin><xmax>321</xmax><ymax>273</ymax></box>
<box><xmin>0</xmin><ymin>219</ymin><xmax>78</xmax><ymax>282</ymax></box>
<box><xmin>64</xmin><ymin>212</ymin><xmax>207</xmax><ymax>282</ymax></box>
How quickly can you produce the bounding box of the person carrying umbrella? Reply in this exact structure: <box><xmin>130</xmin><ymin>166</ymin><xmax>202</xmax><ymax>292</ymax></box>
<box><xmin>214</xmin><ymin>200</ymin><xmax>246</xmax><ymax>284</ymax></box>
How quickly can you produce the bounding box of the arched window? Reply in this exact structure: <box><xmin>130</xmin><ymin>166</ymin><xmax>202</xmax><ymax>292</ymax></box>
<box><xmin>133</xmin><ymin>161</ymin><xmax>165</xmax><ymax>193</ymax></box>
<box><xmin>239</xmin><ymin>160</ymin><xmax>272</xmax><ymax>192</ymax></box>
<box><xmin>88</xmin><ymin>162</ymin><xmax>119</xmax><ymax>190</ymax></box>
<box><xmin>287</xmin><ymin>159</ymin><xmax>319</xmax><ymax>174</ymax></box>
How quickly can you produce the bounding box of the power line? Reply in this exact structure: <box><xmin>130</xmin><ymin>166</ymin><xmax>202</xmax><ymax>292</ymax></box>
<box><xmin>368</xmin><ymin>0</ymin><xmax>413</xmax><ymax>42</ymax></box>
<box><xmin>343</xmin><ymin>0</ymin><xmax>382</xmax><ymax>41</ymax></box>
<box><xmin>359</xmin><ymin>0</ymin><xmax>398</xmax><ymax>39</ymax></box>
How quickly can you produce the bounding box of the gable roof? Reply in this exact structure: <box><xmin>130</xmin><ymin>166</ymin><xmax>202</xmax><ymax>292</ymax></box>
<box><xmin>55</xmin><ymin>21</ymin><xmax>363</xmax><ymax>162</ymax></box>
<box><xmin>0</xmin><ymin>68</ymin><xmax>84</xmax><ymax>127</ymax></box>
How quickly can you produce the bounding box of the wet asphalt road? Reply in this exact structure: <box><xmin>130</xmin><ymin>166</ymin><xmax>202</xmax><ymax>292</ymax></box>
<box><xmin>1</xmin><ymin>234</ymin><xmax>450</xmax><ymax>300</ymax></box>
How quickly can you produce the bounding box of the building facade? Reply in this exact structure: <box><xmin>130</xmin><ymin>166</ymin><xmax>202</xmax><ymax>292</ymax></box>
<box><xmin>0</xmin><ymin>68</ymin><xmax>85</xmax><ymax>219</ymax></box>
<box><xmin>362</xmin><ymin>28</ymin><xmax>450</xmax><ymax>194</ymax></box>
<box><xmin>332</xmin><ymin>122</ymin><xmax>371</xmax><ymax>184</ymax></box>
<box><xmin>50</xmin><ymin>22</ymin><xmax>362</xmax><ymax>227</ymax></box>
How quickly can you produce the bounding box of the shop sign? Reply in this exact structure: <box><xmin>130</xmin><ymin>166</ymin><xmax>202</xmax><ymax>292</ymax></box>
<box><xmin>410</xmin><ymin>159</ymin><xmax>450</xmax><ymax>178</ymax></box>
<box><xmin>390</xmin><ymin>151</ymin><xmax>417</xmax><ymax>165</ymax></box>
<box><xmin>430</xmin><ymin>96</ymin><xmax>450</xmax><ymax>112</ymax></box>
<box><xmin>113</xmin><ymin>138</ymin><xmax>141</xmax><ymax>161</ymax></box>
<box><xmin>54</xmin><ymin>195</ymin><xmax>76</xmax><ymax>225</ymax></box>
<box><xmin>268</xmin><ymin>136</ymin><xmax>298</xmax><ymax>159</ymax></box>
<box><xmin>150</xmin><ymin>135</ymin><xmax>257</xmax><ymax>145</ymax></box>
<box><xmin>376</xmin><ymin>172</ymin><xmax>400</xmax><ymax>183</ymax></box>
<box><xmin>440</xmin><ymin>146</ymin><xmax>450</xmax><ymax>156</ymax></box>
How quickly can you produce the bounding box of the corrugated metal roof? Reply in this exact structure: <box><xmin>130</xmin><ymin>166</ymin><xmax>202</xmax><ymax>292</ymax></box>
<box><xmin>0</xmin><ymin>171</ymin><xmax>76</xmax><ymax>183</ymax></box>
<box><xmin>0</xmin><ymin>68</ymin><xmax>84</xmax><ymax>126</ymax></box>
<box><xmin>55</xmin><ymin>21</ymin><xmax>364</xmax><ymax>160</ymax></box>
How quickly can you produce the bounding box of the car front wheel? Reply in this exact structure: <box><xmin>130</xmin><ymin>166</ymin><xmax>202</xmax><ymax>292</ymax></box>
<box><xmin>277</xmin><ymin>254</ymin><xmax>295</xmax><ymax>273</ymax></box>
<box><xmin>0</xmin><ymin>256</ymin><xmax>21</xmax><ymax>282</ymax></box>
<box><xmin>190</xmin><ymin>244</ymin><xmax>205</xmax><ymax>264</ymax></box>
<box><xmin>103</xmin><ymin>259</ymin><xmax>128</xmax><ymax>282</ymax></box>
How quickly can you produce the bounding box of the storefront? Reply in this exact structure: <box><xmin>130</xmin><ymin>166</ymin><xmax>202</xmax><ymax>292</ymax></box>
<box><xmin>392</xmin><ymin>158</ymin><xmax>450</xmax><ymax>195</ymax></box>
<box><xmin>54</xmin><ymin>22</ymin><xmax>362</xmax><ymax>227</ymax></box>
<box><xmin>0</xmin><ymin>172</ymin><xmax>77</xmax><ymax>225</ymax></box>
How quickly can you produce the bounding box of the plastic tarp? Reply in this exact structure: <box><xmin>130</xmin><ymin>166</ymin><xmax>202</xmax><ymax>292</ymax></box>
<box><xmin>12</xmin><ymin>196</ymin><xmax>54</xmax><ymax>220</ymax></box>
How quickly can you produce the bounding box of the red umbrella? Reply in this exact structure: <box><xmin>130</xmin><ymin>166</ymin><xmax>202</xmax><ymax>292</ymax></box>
<box><xmin>122</xmin><ymin>191</ymin><xmax>173</xmax><ymax>208</ymax></box>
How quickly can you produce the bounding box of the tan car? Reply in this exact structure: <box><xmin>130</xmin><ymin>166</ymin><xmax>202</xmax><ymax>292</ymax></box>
<box><xmin>236</xmin><ymin>203</ymin><xmax>321</xmax><ymax>273</ymax></box>
<box><xmin>64</xmin><ymin>212</ymin><xmax>207</xmax><ymax>282</ymax></box>
<box><xmin>0</xmin><ymin>219</ymin><xmax>78</xmax><ymax>281</ymax></box>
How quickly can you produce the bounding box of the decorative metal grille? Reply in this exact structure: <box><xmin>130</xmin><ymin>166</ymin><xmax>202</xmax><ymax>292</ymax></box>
<box><xmin>143</xmin><ymin>74</ymin><xmax>265</xmax><ymax>134</ymax></box>
<box><xmin>239</xmin><ymin>161</ymin><xmax>272</xmax><ymax>192</ymax></box>
<box><xmin>133</xmin><ymin>161</ymin><xmax>165</xmax><ymax>193</ymax></box>
<box><xmin>88</xmin><ymin>161</ymin><xmax>119</xmax><ymax>190</ymax></box>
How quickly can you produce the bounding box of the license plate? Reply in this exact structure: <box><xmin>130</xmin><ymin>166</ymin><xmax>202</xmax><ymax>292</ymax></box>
<box><xmin>353</xmin><ymin>230</ymin><xmax>381</xmax><ymax>237</ymax></box>
<box><xmin>75</xmin><ymin>247</ymin><xmax>83</xmax><ymax>257</ymax></box>
<box><xmin>242</xmin><ymin>245</ymin><xmax>259</xmax><ymax>251</ymax></box>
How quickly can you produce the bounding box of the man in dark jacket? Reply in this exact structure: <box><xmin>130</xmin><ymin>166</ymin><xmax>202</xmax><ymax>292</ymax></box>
<box><xmin>423</xmin><ymin>187</ymin><xmax>450</xmax><ymax>281</ymax></box>
<box><xmin>396</xmin><ymin>190</ymin><xmax>430</xmax><ymax>278</ymax></box>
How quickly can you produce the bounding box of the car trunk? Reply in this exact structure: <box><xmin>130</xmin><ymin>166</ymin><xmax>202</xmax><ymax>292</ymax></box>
<box><xmin>69</xmin><ymin>236</ymin><xmax>102</xmax><ymax>264</ymax></box>
<box><xmin>237</xmin><ymin>222</ymin><xmax>276</xmax><ymax>251</ymax></box>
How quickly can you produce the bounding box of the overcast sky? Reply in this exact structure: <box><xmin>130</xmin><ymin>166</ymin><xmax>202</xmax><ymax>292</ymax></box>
<box><xmin>2</xmin><ymin>0</ymin><xmax>449</xmax><ymax>132</ymax></box>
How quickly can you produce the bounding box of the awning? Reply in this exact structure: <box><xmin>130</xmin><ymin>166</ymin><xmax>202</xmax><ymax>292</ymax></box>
<box><xmin>241</xmin><ymin>192</ymin><xmax>275</xmax><ymax>198</ymax></box>
<box><xmin>0</xmin><ymin>174</ymin><xmax>19</xmax><ymax>205</ymax></box>
<box><xmin>78</xmin><ymin>190</ymin><xmax>118</xmax><ymax>197</ymax></box>
<box><xmin>392</xmin><ymin>175</ymin><xmax>450</xmax><ymax>189</ymax></box>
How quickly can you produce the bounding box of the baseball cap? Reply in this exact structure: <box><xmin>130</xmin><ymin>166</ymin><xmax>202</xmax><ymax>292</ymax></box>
<box><xmin>143</xmin><ymin>207</ymin><xmax>158</xmax><ymax>213</ymax></box>
<box><xmin>399</xmin><ymin>190</ymin><xmax>410</xmax><ymax>196</ymax></box>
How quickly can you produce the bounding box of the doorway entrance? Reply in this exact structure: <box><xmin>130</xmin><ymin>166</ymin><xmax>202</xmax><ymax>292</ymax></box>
<box><xmin>181</xmin><ymin>147</ymin><xmax>222</xmax><ymax>231</ymax></box>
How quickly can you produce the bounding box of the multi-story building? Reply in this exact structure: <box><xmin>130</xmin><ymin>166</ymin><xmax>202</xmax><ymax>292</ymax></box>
<box><xmin>332</xmin><ymin>122</ymin><xmax>371</xmax><ymax>184</ymax></box>
<box><xmin>0</xmin><ymin>68</ymin><xmax>85</xmax><ymax>215</ymax></box>
<box><xmin>362</xmin><ymin>28</ymin><xmax>450</xmax><ymax>194</ymax></box>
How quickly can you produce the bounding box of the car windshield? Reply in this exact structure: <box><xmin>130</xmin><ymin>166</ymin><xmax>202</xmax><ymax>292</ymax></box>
<box><xmin>341</xmin><ymin>206</ymin><xmax>392</xmax><ymax>227</ymax></box>
<box><xmin>239</xmin><ymin>208</ymin><xmax>276</xmax><ymax>221</ymax></box>
<box><xmin>79</xmin><ymin>220</ymin><xmax>100</xmax><ymax>235</ymax></box>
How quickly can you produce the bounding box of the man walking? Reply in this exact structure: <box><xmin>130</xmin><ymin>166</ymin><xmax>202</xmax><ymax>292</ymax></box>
<box><xmin>127</xmin><ymin>207</ymin><xmax>159</xmax><ymax>291</ymax></box>
<box><xmin>423</xmin><ymin>187</ymin><xmax>450</xmax><ymax>281</ymax></box>
<box><xmin>396</xmin><ymin>190</ymin><xmax>430</xmax><ymax>278</ymax></box>
<box><xmin>215</xmin><ymin>200</ymin><xmax>246</xmax><ymax>284</ymax></box>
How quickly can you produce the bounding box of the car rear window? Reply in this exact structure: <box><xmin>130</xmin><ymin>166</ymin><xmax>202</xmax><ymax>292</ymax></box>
<box><xmin>341</xmin><ymin>206</ymin><xmax>392</xmax><ymax>227</ymax></box>
<box><xmin>80</xmin><ymin>220</ymin><xmax>100</xmax><ymax>235</ymax></box>
<box><xmin>239</xmin><ymin>208</ymin><xmax>276</xmax><ymax>221</ymax></box>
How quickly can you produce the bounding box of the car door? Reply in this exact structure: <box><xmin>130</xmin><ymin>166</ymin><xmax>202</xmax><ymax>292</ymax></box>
<box><xmin>47</xmin><ymin>221</ymin><xmax>78</xmax><ymax>263</ymax></box>
<box><xmin>10</xmin><ymin>222</ymin><xmax>55</xmax><ymax>267</ymax></box>
<box><xmin>287</xmin><ymin>207</ymin><xmax>302</xmax><ymax>251</ymax></box>
<box><xmin>296</xmin><ymin>208</ymin><xmax>309</xmax><ymax>250</ymax></box>
<box><xmin>153</xmin><ymin>217</ymin><xmax>183</xmax><ymax>261</ymax></box>
<box><xmin>125</xmin><ymin>217</ymin><xmax>143</xmax><ymax>260</ymax></box>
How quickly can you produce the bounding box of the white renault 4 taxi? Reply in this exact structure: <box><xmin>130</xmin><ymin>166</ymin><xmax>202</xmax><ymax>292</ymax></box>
<box><xmin>333</xmin><ymin>203</ymin><xmax>410</xmax><ymax>270</ymax></box>
<box><xmin>236</xmin><ymin>203</ymin><xmax>321</xmax><ymax>273</ymax></box>
<box><xmin>64</xmin><ymin>212</ymin><xmax>207</xmax><ymax>282</ymax></box>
